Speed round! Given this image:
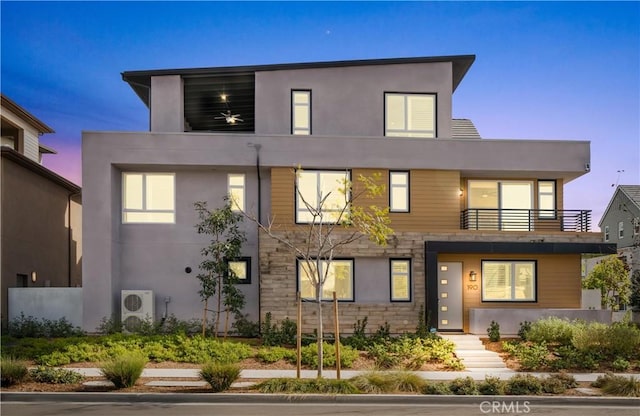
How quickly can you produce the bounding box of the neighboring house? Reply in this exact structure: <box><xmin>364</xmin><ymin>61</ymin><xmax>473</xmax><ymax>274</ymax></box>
<box><xmin>599</xmin><ymin>185</ymin><xmax>640</xmax><ymax>297</ymax></box>
<box><xmin>82</xmin><ymin>55</ymin><xmax>615</xmax><ymax>334</ymax></box>
<box><xmin>1</xmin><ymin>94</ymin><xmax>82</xmax><ymax>328</ymax></box>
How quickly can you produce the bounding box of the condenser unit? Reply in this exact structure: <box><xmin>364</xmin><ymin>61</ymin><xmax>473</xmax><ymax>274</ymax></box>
<box><xmin>121</xmin><ymin>290</ymin><xmax>154</xmax><ymax>333</ymax></box>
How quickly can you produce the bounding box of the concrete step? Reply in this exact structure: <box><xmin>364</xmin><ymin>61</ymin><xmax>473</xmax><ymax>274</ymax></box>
<box><xmin>460</xmin><ymin>360</ymin><xmax>507</xmax><ymax>368</ymax></box>
<box><xmin>455</xmin><ymin>350</ymin><xmax>503</xmax><ymax>358</ymax></box>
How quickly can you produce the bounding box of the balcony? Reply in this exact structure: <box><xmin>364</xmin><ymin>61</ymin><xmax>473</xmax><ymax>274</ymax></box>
<box><xmin>461</xmin><ymin>209</ymin><xmax>592</xmax><ymax>232</ymax></box>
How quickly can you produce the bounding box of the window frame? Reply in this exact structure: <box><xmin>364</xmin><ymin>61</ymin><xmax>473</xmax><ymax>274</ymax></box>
<box><xmin>481</xmin><ymin>260</ymin><xmax>537</xmax><ymax>302</ymax></box>
<box><xmin>619</xmin><ymin>221</ymin><xmax>624</xmax><ymax>239</ymax></box>
<box><xmin>537</xmin><ymin>180</ymin><xmax>556</xmax><ymax>219</ymax></box>
<box><xmin>604</xmin><ymin>225</ymin><xmax>610</xmax><ymax>242</ymax></box>
<box><xmin>296</xmin><ymin>258</ymin><xmax>355</xmax><ymax>301</ymax></box>
<box><xmin>295</xmin><ymin>169</ymin><xmax>351</xmax><ymax>224</ymax></box>
<box><xmin>228</xmin><ymin>173</ymin><xmax>246</xmax><ymax>212</ymax></box>
<box><xmin>226</xmin><ymin>257</ymin><xmax>251</xmax><ymax>284</ymax></box>
<box><xmin>122</xmin><ymin>172</ymin><xmax>175</xmax><ymax>224</ymax></box>
<box><xmin>389</xmin><ymin>171</ymin><xmax>410</xmax><ymax>213</ymax></box>
<box><xmin>291</xmin><ymin>89</ymin><xmax>311</xmax><ymax>135</ymax></box>
<box><xmin>384</xmin><ymin>92</ymin><xmax>437</xmax><ymax>138</ymax></box>
<box><xmin>389</xmin><ymin>258</ymin><xmax>412</xmax><ymax>302</ymax></box>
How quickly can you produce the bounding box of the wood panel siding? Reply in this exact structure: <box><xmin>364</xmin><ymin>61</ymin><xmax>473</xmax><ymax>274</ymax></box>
<box><xmin>439</xmin><ymin>253</ymin><xmax>581</xmax><ymax>333</ymax></box>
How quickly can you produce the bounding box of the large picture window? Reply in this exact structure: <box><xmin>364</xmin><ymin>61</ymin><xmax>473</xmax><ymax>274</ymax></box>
<box><xmin>385</xmin><ymin>93</ymin><xmax>436</xmax><ymax>138</ymax></box>
<box><xmin>122</xmin><ymin>173</ymin><xmax>175</xmax><ymax>223</ymax></box>
<box><xmin>482</xmin><ymin>260</ymin><xmax>536</xmax><ymax>302</ymax></box>
<box><xmin>390</xmin><ymin>259</ymin><xmax>411</xmax><ymax>301</ymax></box>
<box><xmin>296</xmin><ymin>170</ymin><xmax>350</xmax><ymax>223</ymax></box>
<box><xmin>298</xmin><ymin>259</ymin><xmax>354</xmax><ymax>301</ymax></box>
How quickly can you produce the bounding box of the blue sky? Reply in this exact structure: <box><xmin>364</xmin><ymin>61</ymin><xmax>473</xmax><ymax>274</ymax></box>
<box><xmin>1</xmin><ymin>1</ymin><xmax>638</xmax><ymax>225</ymax></box>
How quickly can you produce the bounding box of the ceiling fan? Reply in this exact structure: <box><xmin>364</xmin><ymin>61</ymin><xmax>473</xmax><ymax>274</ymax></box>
<box><xmin>215</xmin><ymin>110</ymin><xmax>243</xmax><ymax>124</ymax></box>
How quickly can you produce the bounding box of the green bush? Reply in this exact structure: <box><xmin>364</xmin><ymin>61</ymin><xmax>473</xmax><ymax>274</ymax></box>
<box><xmin>506</xmin><ymin>374</ymin><xmax>542</xmax><ymax>395</ymax></box>
<box><xmin>7</xmin><ymin>313</ymin><xmax>85</xmax><ymax>338</ymax></box>
<box><xmin>518</xmin><ymin>321</ymin><xmax>532</xmax><ymax>341</ymax></box>
<box><xmin>200</xmin><ymin>362</ymin><xmax>241</xmax><ymax>392</ymax></box>
<box><xmin>1</xmin><ymin>357</ymin><xmax>29</xmax><ymax>387</ymax></box>
<box><xmin>342</xmin><ymin>317</ymin><xmax>369</xmax><ymax>350</ymax></box>
<box><xmin>256</xmin><ymin>346</ymin><xmax>296</xmax><ymax>363</ymax></box>
<box><xmin>449</xmin><ymin>377</ymin><xmax>479</xmax><ymax>395</ymax></box>
<box><xmin>527</xmin><ymin>317</ymin><xmax>574</xmax><ymax>345</ymax></box>
<box><xmin>478</xmin><ymin>376</ymin><xmax>506</xmax><ymax>395</ymax></box>
<box><xmin>388</xmin><ymin>371</ymin><xmax>426</xmax><ymax>393</ymax></box>
<box><xmin>365</xmin><ymin>336</ymin><xmax>459</xmax><ymax>370</ymax></box>
<box><xmin>231</xmin><ymin>313</ymin><xmax>260</xmax><ymax>338</ymax></box>
<box><xmin>100</xmin><ymin>352</ymin><xmax>147</xmax><ymax>388</ymax></box>
<box><xmin>255</xmin><ymin>378</ymin><xmax>359</xmax><ymax>394</ymax></box>
<box><xmin>421</xmin><ymin>381</ymin><xmax>451</xmax><ymax>395</ymax></box>
<box><xmin>260</xmin><ymin>313</ymin><xmax>298</xmax><ymax>346</ymax></box>
<box><xmin>612</xmin><ymin>357</ymin><xmax>631</xmax><ymax>372</ymax></box>
<box><xmin>597</xmin><ymin>374</ymin><xmax>640</xmax><ymax>397</ymax></box>
<box><xmin>541</xmin><ymin>376</ymin><xmax>567</xmax><ymax>394</ymax></box>
<box><xmin>350</xmin><ymin>372</ymin><xmax>396</xmax><ymax>393</ymax></box>
<box><xmin>502</xmin><ymin>341</ymin><xmax>548</xmax><ymax>371</ymax></box>
<box><xmin>300</xmin><ymin>342</ymin><xmax>358</xmax><ymax>368</ymax></box>
<box><xmin>29</xmin><ymin>367</ymin><xmax>84</xmax><ymax>384</ymax></box>
<box><xmin>487</xmin><ymin>321</ymin><xmax>500</xmax><ymax>342</ymax></box>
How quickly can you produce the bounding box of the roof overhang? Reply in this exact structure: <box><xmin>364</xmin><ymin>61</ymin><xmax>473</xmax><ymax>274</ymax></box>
<box><xmin>1</xmin><ymin>147</ymin><xmax>79</xmax><ymax>193</ymax></box>
<box><xmin>1</xmin><ymin>94</ymin><xmax>54</xmax><ymax>134</ymax></box>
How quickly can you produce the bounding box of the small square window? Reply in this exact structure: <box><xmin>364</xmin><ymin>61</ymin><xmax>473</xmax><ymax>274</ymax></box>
<box><xmin>385</xmin><ymin>93</ymin><xmax>435</xmax><ymax>138</ymax></box>
<box><xmin>298</xmin><ymin>259</ymin><xmax>353</xmax><ymax>301</ymax></box>
<box><xmin>227</xmin><ymin>257</ymin><xmax>251</xmax><ymax>284</ymax></box>
<box><xmin>122</xmin><ymin>173</ymin><xmax>175</xmax><ymax>223</ymax></box>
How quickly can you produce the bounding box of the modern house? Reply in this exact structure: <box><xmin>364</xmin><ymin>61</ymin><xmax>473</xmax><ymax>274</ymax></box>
<box><xmin>1</xmin><ymin>94</ymin><xmax>82</xmax><ymax>328</ymax></box>
<box><xmin>81</xmin><ymin>55</ymin><xmax>615</xmax><ymax>334</ymax></box>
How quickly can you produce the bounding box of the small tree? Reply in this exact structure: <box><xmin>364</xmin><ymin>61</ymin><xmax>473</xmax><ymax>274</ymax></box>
<box><xmin>630</xmin><ymin>269</ymin><xmax>640</xmax><ymax>313</ymax></box>
<box><xmin>195</xmin><ymin>198</ymin><xmax>247</xmax><ymax>337</ymax></box>
<box><xmin>243</xmin><ymin>169</ymin><xmax>393</xmax><ymax>377</ymax></box>
<box><xmin>582</xmin><ymin>255</ymin><xmax>631</xmax><ymax>317</ymax></box>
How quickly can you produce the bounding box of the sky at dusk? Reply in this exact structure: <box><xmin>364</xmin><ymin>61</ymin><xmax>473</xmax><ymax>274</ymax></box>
<box><xmin>1</xmin><ymin>1</ymin><xmax>638</xmax><ymax>227</ymax></box>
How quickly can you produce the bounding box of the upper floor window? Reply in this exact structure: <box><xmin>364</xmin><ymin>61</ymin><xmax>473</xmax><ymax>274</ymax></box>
<box><xmin>292</xmin><ymin>90</ymin><xmax>311</xmax><ymax>135</ymax></box>
<box><xmin>634</xmin><ymin>218</ymin><xmax>640</xmax><ymax>236</ymax></box>
<box><xmin>604</xmin><ymin>225</ymin><xmax>610</xmax><ymax>242</ymax></box>
<box><xmin>390</xmin><ymin>259</ymin><xmax>411</xmax><ymax>301</ymax></box>
<box><xmin>619</xmin><ymin>221</ymin><xmax>624</xmax><ymax>239</ymax></box>
<box><xmin>298</xmin><ymin>259</ymin><xmax>354</xmax><ymax>301</ymax></box>
<box><xmin>122</xmin><ymin>173</ymin><xmax>175</xmax><ymax>223</ymax></box>
<box><xmin>389</xmin><ymin>171</ymin><xmax>409</xmax><ymax>212</ymax></box>
<box><xmin>385</xmin><ymin>93</ymin><xmax>435</xmax><ymax>138</ymax></box>
<box><xmin>296</xmin><ymin>170</ymin><xmax>349</xmax><ymax>224</ymax></box>
<box><xmin>537</xmin><ymin>181</ymin><xmax>556</xmax><ymax>219</ymax></box>
<box><xmin>228</xmin><ymin>173</ymin><xmax>245</xmax><ymax>211</ymax></box>
<box><xmin>482</xmin><ymin>260</ymin><xmax>536</xmax><ymax>302</ymax></box>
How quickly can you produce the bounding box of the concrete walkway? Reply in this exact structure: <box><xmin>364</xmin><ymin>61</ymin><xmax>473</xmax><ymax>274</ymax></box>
<box><xmin>438</xmin><ymin>333</ymin><xmax>510</xmax><ymax>371</ymax></box>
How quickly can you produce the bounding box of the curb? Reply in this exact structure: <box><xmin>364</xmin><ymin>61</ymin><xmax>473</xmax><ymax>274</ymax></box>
<box><xmin>2</xmin><ymin>392</ymin><xmax>640</xmax><ymax>406</ymax></box>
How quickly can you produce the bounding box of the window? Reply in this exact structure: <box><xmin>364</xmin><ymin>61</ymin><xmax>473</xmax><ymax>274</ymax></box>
<box><xmin>619</xmin><ymin>221</ymin><xmax>624</xmax><ymax>239</ymax></box>
<box><xmin>296</xmin><ymin>170</ymin><xmax>350</xmax><ymax>223</ymax></box>
<box><xmin>604</xmin><ymin>226</ymin><xmax>610</xmax><ymax>242</ymax></box>
<box><xmin>482</xmin><ymin>261</ymin><xmax>536</xmax><ymax>302</ymax></box>
<box><xmin>227</xmin><ymin>257</ymin><xmax>251</xmax><ymax>284</ymax></box>
<box><xmin>390</xmin><ymin>259</ymin><xmax>411</xmax><ymax>301</ymax></box>
<box><xmin>634</xmin><ymin>218</ymin><xmax>640</xmax><ymax>236</ymax></box>
<box><xmin>122</xmin><ymin>173</ymin><xmax>175</xmax><ymax>223</ymax></box>
<box><xmin>389</xmin><ymin>171</ymin><xmax>409</xmax><ymax>212</ymax></box>
<box><xmin>228</xmin><ymin>173</ymin><xmax>245</xmax><ymax>211</ymax></box>
<box><xmin>292</xmin><ymin>90</ymin><xmax>311</xmax><ymax>135</ymax></box>
<box><xmin>298</xmin><ymin>259</ymin><xmax>354</xmax><ymax>301</ymax></box>
<box><xmin>385</xmin><ymin>93</ymin><xmax>436</xmax><ymax>138</ymax></box>
<box><xmin>537</xmin><ymin>181</ymin><xmax>556</xmax><ymax>219</ymax></box>
<box><xmin>467</xmin><ymin>180</ymin><xmax>533</xmax><ymax>231</ymax></box>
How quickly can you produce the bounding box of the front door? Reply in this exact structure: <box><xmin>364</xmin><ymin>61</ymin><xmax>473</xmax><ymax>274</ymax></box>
<box><xmin>437</xmin><ymin>262</ymin><xmax>463</xmax><ymax>331</ymax></box>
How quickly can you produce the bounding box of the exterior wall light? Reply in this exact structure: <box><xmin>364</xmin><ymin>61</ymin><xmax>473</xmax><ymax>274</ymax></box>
<box><xmin>469</xmin><ymin>271</ymin><xmax>477</xmax><ymax>282</ymax></box>
<box><xmin>31</xmin><ymin>271</ymin><xmax>37</xmax><ymax>283</ymax></box>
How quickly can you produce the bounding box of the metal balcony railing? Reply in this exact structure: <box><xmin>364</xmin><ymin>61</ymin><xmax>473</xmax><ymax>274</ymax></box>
<box><xmin>460</xmin><ymin>209</ymin><xmax>592</xmax><ymax>232</ymax></box>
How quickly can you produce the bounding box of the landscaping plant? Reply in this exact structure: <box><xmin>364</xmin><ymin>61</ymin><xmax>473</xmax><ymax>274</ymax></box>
<box><xmin>1</xmin><ymin>356</ymin><xmax>28</xmax><ymax>387</ymax></box>
<box><xmin>200</xmin><ymin>362</ymin><xmax>241</xmax><ymax>392</ymax></box>
<box><xmin>487</xmin><ymin>320</ymin><xmax>500</xmax><ymax>342</ymax></box>
<box><xmin>99</xmin><ymin>352</ymin><xmax>147</xmax><ymax>388</ymax></box>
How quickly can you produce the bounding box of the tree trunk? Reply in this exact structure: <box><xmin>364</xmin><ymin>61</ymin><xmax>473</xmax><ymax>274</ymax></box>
<box><xmin>316</xmin><ymin>284</ymin><xmax>324</xmax><ymax>378</ymax></box>
<box><xmin>215</xmin><ymin>278</ymin><xmax>222</xmax><ymax>337</ymax></box>
<box><xmin>223</xmin><ymin>307</ymin><xmax>230</xmax><ymax>340</ymax></box>
<box><xmin>202</xmin><ymin>298</ymin><xmax>208</xmax><ymax>337</ymax></box>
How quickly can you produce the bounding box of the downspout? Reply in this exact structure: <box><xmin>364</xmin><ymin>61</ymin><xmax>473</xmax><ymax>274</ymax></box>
<box><xmin>254</xmin><ymin>144</ymin><xmax>262</xmax><ymax>326</ymax></box>
<box><xmin>68</xmin><ymin>191</ymin><xmax>80</xmax><ymax>287</ymax></box>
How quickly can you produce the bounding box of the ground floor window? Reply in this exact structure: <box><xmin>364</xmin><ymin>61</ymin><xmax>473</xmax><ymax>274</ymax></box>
<box><xmin>390</xmin><ymin>259</ymin><xmax>411</xmax><ymax>301</ymax></box>
<box><xmin>227</xmin><ymin>257</ymin><xmax>251</xmax><ymax>284</ymax></box>
<box><xmin>298</xmin><ymin>259</ymin><xmax>354</xmax><ymax>301</ymax></box>
<box><xmin>482</xmin><ymin>260</ymin><xmax>536</xmax><ymax>301</ymax></box>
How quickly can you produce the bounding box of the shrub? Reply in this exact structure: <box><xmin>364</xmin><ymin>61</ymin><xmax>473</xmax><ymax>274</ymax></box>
<box><xmin>612</xmin><ymin>357</ymin><xmax>631</xmax><ymax>372</ymax></box>
<box><xmin>421</xmin><ymin>381</ymin><xmax>451</xmax><ymax>395</ymax></box>
<box><xmin>389</xmin><ymin>371</ymin><xmax>426</xmax><ymax>393</ymax></box>
<box><xmin>7</xmin><ymin>313</ymin><xmax>85</xmax><ymax>338</ymax></box>
<box><xmin>200</xmin><ymin>362</ymin><xmax>241</xmax><ymax>392</ymax></box>
<box><xmin>541</xmin><ymin>376</ymin><xmax>567</xmax><ymax>394</ymax></box>
<box><xmin>1</xmin><ymin>357</ymin><xmax>29</xmax><ymax>387</ymax></box>
<box><xmin>598</xmin><ymin>375</ymin><xmax>640</xmax><ymax>397</ymax></box>
<box><xmin>603</xmin><ymin>323</ymin><xmax>640</xmax><ymax>358</ymax></box>
<box><xmin>350</xmin><ymin>372</ymin><xmax>396</xmax><ymax>393</ymax></box>
<box><xmin>256</xmin><ymin>346</ymin><xmax>296</xmax><ymax>363</ymax></box>
<box><xmin>260</xmin><ymin>313</ymin><xmax>297</xmax><ymax>346</ymax></box>
<box><xmin>371</xmin><ymin>322</ymin><xmax>391</xmax><ymax>343</ymax></box>
<box><xmin>342</xmin><ymin>317</ymin><xmax>369</xmax><ymax>350</ymax></box>
<box><xmin>518</xmin><ymin>342</ymin><xmax>549</xmax><ymax>371</ymax></box>
<box><xmin>300</xmin><ymin>342</ymin><xmax>358</xmax><ymax>368</ymax></box>
<box><xmin>232</xmin><ymin>313</ymin><xmax>260</xmax><ymax>338</ymax></box>
<box><xmin>449</xmin><ymin>377</ymin><xmax>479</xmax><ymax>395</ymax></box>
<box><xmin>506</xmin><ymin>374</ymin><xmax>542</xmax><ymax>395</ymax></box>
<box><xmin>543</xmin><ymin>373</ymin><xmax>577</xmax><ymax>392</ymax></box>
<box><xmin>487</xmin><ymin>321</ymin><xmax>500</xmax><ymax>342</ymax></box>
<box><xmin>518</xmin><ymin>321</ymin><xmax>532</xmax><ymax>341</ymax></box>
<box><xmin>527</xmin><ymin>317</ymin><xmax>574</xmax><ymax>345</ymax></box>
<box><xmin>100</xmin><ymin>352</ymin><xmax>147</xmax><ymax>388</ymax></box>
<box><xmin>255</xmin><ymin>378</ymin><xmax>358</xmax><ymax>394</ymax></box>
<box><xmin>29</xmin><ymin>367</ymin><xmax>84</xmax><ymax>384</ymax></box>
<box><xmin>478</xmin><ymin>376</ymin><xmax>506</xmax><ymax>395</ymax></box>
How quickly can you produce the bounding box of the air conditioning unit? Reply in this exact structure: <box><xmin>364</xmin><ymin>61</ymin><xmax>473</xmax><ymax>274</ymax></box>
<box><xmin>121</xmin><ymin>290</ymin><xmax>154</xmax><ymax>333</ymax></box>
